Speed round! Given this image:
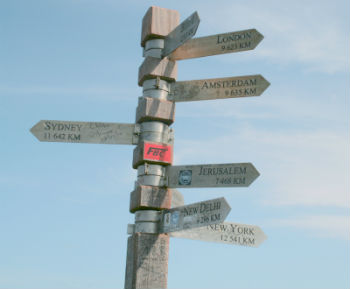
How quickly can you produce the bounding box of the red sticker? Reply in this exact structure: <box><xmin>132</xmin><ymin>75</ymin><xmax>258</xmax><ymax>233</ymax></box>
<box><xmin>143</xmin><ymin>142</ymin><xmax>173</xmax><ymax>164</ymax></box>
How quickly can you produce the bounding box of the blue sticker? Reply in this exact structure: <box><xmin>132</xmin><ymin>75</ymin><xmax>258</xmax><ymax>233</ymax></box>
<box><xmin>178</xmin><ymin>170</ymin><xmax>192</xmax><ymax>185</ymax></box>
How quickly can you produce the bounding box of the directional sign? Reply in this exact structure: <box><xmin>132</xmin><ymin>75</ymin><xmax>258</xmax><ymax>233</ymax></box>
<box><xmin>169</xmin><ymin>222</ymin><xmax>267</xmax><ymax>248</ymax></box>
<box><xmin>168</xmin><ymin>75</ymin><xmax>270</xmax><ymax>102</ymax></box>
<box><xmin>30</xmin><ymin>120</ymin><xmax>139</xmax><ymax>145</ymax></box>
<box><xmin>160</xmin><ymin>197</ymin><xmax>231</xmax><ymax>233</ymax></box>
<box><xmin>169</xmin><ymin>29</ymin><xmax>263</xmax><ymax>61</ymax></box>
<box><xmin>162</xmin><ymin>11</ymin><xmax>200</xmax><ymax>57</ymax></box>
<box><xmin>166</xmin><ymin>163</ymin><xmax>259</xmax><ymax>188</ymax></box>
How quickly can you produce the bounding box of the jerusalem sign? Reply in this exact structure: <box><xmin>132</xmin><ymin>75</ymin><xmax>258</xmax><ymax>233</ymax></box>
<box><xmin>166</xmin><ymin>163</ymin><xmax>260</xmax><ymax>188</ymax></box>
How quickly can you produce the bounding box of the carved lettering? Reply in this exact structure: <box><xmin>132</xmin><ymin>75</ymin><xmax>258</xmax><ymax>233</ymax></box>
<box><xmin>220</xmin><ymin>234</ymin><xmax>256</xmax><ymax>245</ymax></box>
<box><xmin>44</xmin><ymin>121</ymin><xmax>83</xmax><ymax>132</ymax></box>
<box><xmin>89</xmin><ymin>122</ymin><xmax>109</xmax><ymax>130</ymax></box>
<box><xmin>199</xmin><ymin>166</ymin><xmax>247</xmax><ymax>176</ymax></box>
<box><xmin>181</xmin><ymin>206</ymin><xmax>198</xmax><ymax>216</ymax></box>
<box><xmin>43</xmin><ymin>132</ymin><xmax>81</xmax><ymax>142</ymax></box>
<box><xmin>199</xmin><ymin>201</ymin><xmax>221</xmax><ymax>213</ymax></box>
<box><xmin>210</xmin><ymin>213</ymin><xmax>221</xmax><ymax>222</ymax></box>
<box><xmin>217</xmin><ymin>32</ymin><xmax>252</xmax><ymax>44</ymax></box>
<box><xmin>201</xmin><ymin>78</ymin><xmax>257</xmax><ymax>90</ymax></box>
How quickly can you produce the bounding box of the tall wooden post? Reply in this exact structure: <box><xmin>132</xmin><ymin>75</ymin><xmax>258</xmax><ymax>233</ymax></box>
<box><xmin>29</xmin><ymin>6</ymin><xmax>268</xmax><ymax>288</ymax></box>
<box><xmin>124</xmin><ymin>6</ymin><xmax>179</xmax><ymax>289</ymax></box>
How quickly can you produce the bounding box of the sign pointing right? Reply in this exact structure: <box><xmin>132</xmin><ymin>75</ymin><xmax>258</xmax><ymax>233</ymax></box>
<box><xmin>166</xmin><ymin>163</ymin><xmax>259</xmax><ymax>188</ymax></box>
<box><xmin>160</xmin><ymin>197</ymin><xmax>231</xmax><ymax>233</ymax></box>
<box><xmin>170</xmin><ymin>222</ymin><xmax>267</xmax><ymax>248</ymax></box>
<box><xmin>168</xmin><ymin>74</ymin><xmax>270</xmax><ymax>102</ymax></box>
<box><xmin>169</xmin><ymin>28</ymin><xmax>263</xmax><ymax>61</ymax></box>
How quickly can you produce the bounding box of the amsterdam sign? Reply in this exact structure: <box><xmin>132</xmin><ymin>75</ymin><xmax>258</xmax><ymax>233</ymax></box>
<box><xmin>168</xmin><ymin>74</ymin><xmax>270</xmax><ymax>102</ymax></box>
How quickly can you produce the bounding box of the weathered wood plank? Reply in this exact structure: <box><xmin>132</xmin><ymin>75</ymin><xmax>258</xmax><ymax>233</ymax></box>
<box><xmin>130</xmin><ymin>185</ymin><xmax>172</xmax><ymax>212</ymax></box>
<box><xmin>141</xmin><ymin>6</ymin><xmax>179</xmax><ymax>47</ymax></box>
<box><xmin>138</xmin><ymin>57</ymin><xmax>177</xmax><ymax>86</ymax></box>
<box><xmin>169</xmin><ymin>29</ymin><xmax>263</xmax><ymax>60</ymax></box>
<box><xmin>168</xmin><ymin>75</ymin><xmax>270</xmax><ymax>102</ymax></box>
<box><xmin>125</xmin><ymin>233</ymin><xmax>169</xmax><ymax>289</ymax></box>
<box><xmin>136</xmin><ymin>97</ymin><xmax>175</xmax><ymax>125</ymax></box>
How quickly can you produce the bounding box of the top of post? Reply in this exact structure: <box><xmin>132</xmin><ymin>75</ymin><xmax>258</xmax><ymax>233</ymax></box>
<box><xmin>141</xmin><ymin>6</ymin><xmax>180</xmax><ymax>47</ymax></box>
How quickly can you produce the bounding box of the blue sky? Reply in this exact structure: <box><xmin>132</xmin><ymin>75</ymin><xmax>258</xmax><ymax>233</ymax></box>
<box><xmin>1</xmin><ymin>0</ymin><xmax>349</xmax><ymax>288</ymax></box>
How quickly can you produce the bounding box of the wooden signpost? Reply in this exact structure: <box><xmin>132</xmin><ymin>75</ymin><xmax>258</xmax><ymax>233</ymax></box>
<box><xmin>30</xmin><ymin>5</ymin><xmax>269</xmax><ymax>289</ymax></box>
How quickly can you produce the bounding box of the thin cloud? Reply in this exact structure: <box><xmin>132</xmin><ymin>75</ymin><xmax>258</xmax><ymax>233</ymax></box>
<box><xmin>0</xmin><ymin>84</ymin><xmax>139</xmax><ymax>101</ymax></box>
<box><xmin>175</xmin><ymin>89</ymin><xmax>348</xmax><ymax>128</ymax></box>
<box><xmin>174</xmin><ymin>127</ymin><xmax>349</xmax><ymax>208</ymax></box>
<box><xmin>267</xmin><ymin>215</ymin><xmax>350</xmax><ymax>240</ymax></box>
<box><xmin>198</xmin><ymin>0</ymin><xmax>349</xmax><ymax>73</ymax></box>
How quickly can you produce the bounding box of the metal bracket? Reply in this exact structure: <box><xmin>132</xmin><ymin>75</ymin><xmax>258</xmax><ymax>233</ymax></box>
<box><xmin>164</xmin><ymin>176</ymin><xmax>169</xmax><ymax>187</ymax></box>
<box><xmin>127</xmin><ymin>210</ymin><xmax>161</xmax><ymax>234</ymax></box>
<box><xmin>155</xmin><ymin>76</ymin><xmax>160</xmax><ymax>89</ymax></box>
<box><xmin>135</xmin><ymin>210</ymin><xmax>160</xmax><ymax>222</ymax></box>
<box><xmin>135</xmin><ymin>222</ymin><xmax>159</xmax><ymax>234</ymax></box>
<box><xmin>144</xmin><ymin>162</ymin><xmax>149</xmax><ymax>175</ymax></box>
<box><xmin>137</xmin><ymin>164</ymin><xmax>166</xmax><ymax>177</ymax></box>
<box><xmin>137</xmin><ymin>175</ymin><xmax>167</xmax><ymax>187</ymax></box>
<box><xmin>143</xmin><ymin>79</ymin><xmax>170</xmax><ymax>92</ymax></box>
<box><xmin>139</xmin><ymin>122</ymin><xmax>173</xmax><ymax>144</ymax></box>
<box><xmin>142</xmin><ymin>78</ymin><xmax>171</xmax><ymax>100</ymax></box>
<box><xmin>144</xmin><ymin>39</ymin><xmax>164</xmax><ymax>59</ymax></box>
<box><xmin>168</xmin><ymin>129</ymin><xmax>174</xmax><ymax>144</ymax></box>
<box><xmin>167</xmin><ymin>83</ymin><xmax>174</xmax><ymax>102</ymax></box>
<box><xmin>132</xmin><ymin>124</ymin><xmax>141</xmax><ymax>144</ymax></box>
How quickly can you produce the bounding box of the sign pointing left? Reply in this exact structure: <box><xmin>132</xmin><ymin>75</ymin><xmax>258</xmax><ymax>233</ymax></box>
<box><xmin>30</xmin><ymin>120</ymin><xmax>139</xmax><ymax>145</ymax></box>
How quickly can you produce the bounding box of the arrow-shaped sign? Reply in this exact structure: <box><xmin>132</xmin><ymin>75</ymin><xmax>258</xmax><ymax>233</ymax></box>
<box><xmin>160</xmin><ymin>197</ymin><xmax>231</xmax><ymax>233</ymax></box>
<box><xmin>169</xmin><ymin>222</ymin><xmax>267</xmax><ymax>248</ymax></box>
<box><xmin>166</xmin><ymin>163</ymin><xmax>259</xmax><ymax>188</ymax></box>
<box><xmin>168</xmin><ymin>74</ymin><xmax>270</xmax><ymax>102</ymax></box>
<box><xmin>30</xmin><ymin>120</ymin><xmax>139</xmax><ymax>145</ymax></box>
<box><xmin>162</xmin><ymin>11</ymin><xmax>200</xmax><ymax>57</ymax></box>
<box><xmin>169</xmin><ymin>28</ymin><xmax>263</xmax><ymax>61</ymax></box>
